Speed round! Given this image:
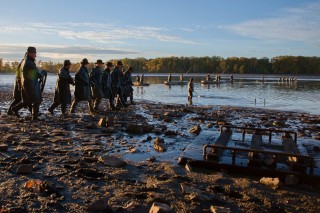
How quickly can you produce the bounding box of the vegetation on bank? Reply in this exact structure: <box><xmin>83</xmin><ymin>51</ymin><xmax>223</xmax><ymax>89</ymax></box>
<box><xmin>1</xmin><ymin>56</ymin><xmax>320</xmax><ymax>75</ymax></box>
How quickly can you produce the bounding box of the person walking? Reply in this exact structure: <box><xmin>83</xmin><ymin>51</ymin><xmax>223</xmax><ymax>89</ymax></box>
<box><xmin>168</xmin><ymin>73</ymin><xmax>172</xmax><ymax>82</ymax></box>
<box><xmin>48</xmin><ymin>60</ymin><xmax>74</xmax><ymax>115</ymax></box>
<box><xmin>102</xmin><ymin>62</ymin><xmax>115</xmax><ymax>110</ymax></box>
<box><xmin>90</xmin><ymin>59</ymin><xmax>104</xmax><ymax>111</ymax></box>
<box><xmin>7</xmin><ymin>54</ymin><xmax>32</xmax><ymax>115</ymax></box>
<box><xmin>188</xmin><ymin>78</ymin><xmax>194</xmax><ymax>100</ymax></box>
<box><xmin>70</xmin><ymin>58</ymin><xmax>95</xmax><ymax>114</ymax></box>
<box><xmin>11</xmin><ymin>47</ymin><xmax>44</xmax><ymax>120</ymax></box>
<box><xmin>124</xmin><ymin>67</ymin><xmax>134</xmax><ymax>105</ymax></box>
<box><xmin>111</xmin><ymin>60</ymin><xmax>127</xmax><ymax>108</ymax></box>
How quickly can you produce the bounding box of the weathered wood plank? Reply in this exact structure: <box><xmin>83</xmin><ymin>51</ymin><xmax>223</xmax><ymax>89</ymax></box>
<box><xmin>207</xmin><ymin>131</ymin><xmax>232</xmax><ymax>162</ymax></box>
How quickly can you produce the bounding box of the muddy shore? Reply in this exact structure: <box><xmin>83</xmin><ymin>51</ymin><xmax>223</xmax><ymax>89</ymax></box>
<box><xmin>1</xmin><ymin>85</ymin><xmax>320</xmax><ymax>212</ymax></box>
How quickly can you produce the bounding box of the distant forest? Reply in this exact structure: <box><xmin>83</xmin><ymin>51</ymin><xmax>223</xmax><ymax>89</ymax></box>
<box><xmin>1</xmin><ymin>56</ymin><xmax>320</xmax><ymax>75</ymax></box>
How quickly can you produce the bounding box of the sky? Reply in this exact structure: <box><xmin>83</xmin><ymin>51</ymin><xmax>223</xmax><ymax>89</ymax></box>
<box><xmin>0</xmin><ymin>0</ymin><xmax>319</xmax><ymax>62</ymax></box>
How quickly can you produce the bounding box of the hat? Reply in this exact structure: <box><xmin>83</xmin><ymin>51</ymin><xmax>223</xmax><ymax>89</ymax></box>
<box><xmin>81</xmin><ymin>58</ymin><xmax>89</xmax><ymax>65</ymax></box>
<box><xmin>117</xmin><ymin>60</ymin><xmax>123</xmax><ymax>66</ymax></box>
<box><xmin>27</xmin><ymin>46</ymin><xmax>37</xmax><ymax>53</ymax></box>
<box><xmin>106</xmin><ymin>62</ymin><xmax>113</xmax><ymax>66</ymax></box>
<box><xmin>64</xmin><ymin>60</ymin><xmax>71</xmax><ymax>66</ymax></box>
<box><xmin>95</xmin><ymin>59</ymin><xmax>104</xmax><ymax>64</ymax></box>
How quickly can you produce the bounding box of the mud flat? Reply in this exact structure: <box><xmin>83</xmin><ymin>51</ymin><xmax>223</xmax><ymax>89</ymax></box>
<box><xmin>1</xmin><ymin>85</ymin><xmax>320</xmax><ymax>212</ymax></box>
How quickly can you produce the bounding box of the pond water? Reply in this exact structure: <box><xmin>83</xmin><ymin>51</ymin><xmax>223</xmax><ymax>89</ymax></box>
<box><xmin>1</xmin><ymin>73</ymin><xmax>320</xmax><ymax>114</ymax></box>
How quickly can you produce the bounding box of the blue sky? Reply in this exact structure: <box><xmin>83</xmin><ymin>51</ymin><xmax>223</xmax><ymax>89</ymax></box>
<box><xmin>0</xmin><ymin>0</ymin><xmax>319</xmax><ymax>62</ymax></box>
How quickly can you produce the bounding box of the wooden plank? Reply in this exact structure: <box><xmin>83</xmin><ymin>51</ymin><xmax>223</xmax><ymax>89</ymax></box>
<box><xmin>179</xmin><ymin>131</ymin><xmax>215</xmax><ymax>163</ymax></box>
<box><xmin>207</xmin><ymin>131</ymin><xmax>232</xmax><ymax>162</ymax></box>
<box><xmin>248</xmin><ymin>133</ymin><xmax>263</xmax><ymax>166</ymax></box>
<box><xmin>282</xmin><ymin>136</ymin><xmax>306</xmax><ymax>172</ymax></box>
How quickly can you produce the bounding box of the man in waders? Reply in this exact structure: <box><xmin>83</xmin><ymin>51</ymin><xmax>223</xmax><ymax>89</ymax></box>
<box><xmin>188</xmin><ymin>78</ymin><xmax>194</xmax><ymax>100</ymax></box>
<box><xmin>90</xmin><ymin>59</ymin><xmax>104</xmax><ymax>111</ymax></box>
<box><xmin>102</xmin><ymin>62</ymin><xmax>115</xmax><ymax>110</ymax></box>
<box><xmin>11</xmin><ymin>47</ymin><xmax>45</xmax><ymax>120</ymax></box>
<box><xmin>48</xmin><ymin>60</ymin><xmax>74</xmax><ymax>115</ymax></box>
<box><xmin>70</xmin><ymin>58</ymin><xmax>95</xmax><ymax>114</ymax></box>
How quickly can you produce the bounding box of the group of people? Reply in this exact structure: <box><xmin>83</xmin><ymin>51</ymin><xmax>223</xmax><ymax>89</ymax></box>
<box><xmin>7</xmin><ymin>47</ymin><xmax>135</xmax><ymax>120</ymax></box>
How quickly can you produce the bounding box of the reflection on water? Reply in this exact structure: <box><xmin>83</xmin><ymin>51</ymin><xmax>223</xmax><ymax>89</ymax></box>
<box><xmin>1</xmin><ymin>74</ymin><xmax>320</xmax><ymax>114</ymax></box>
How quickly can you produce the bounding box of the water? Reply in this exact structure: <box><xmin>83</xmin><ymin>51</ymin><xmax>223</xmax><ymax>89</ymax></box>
<box><xmin>1</xmin><ymin>73</ymin><xmax>320</xmax><ymax>114</ymax></box>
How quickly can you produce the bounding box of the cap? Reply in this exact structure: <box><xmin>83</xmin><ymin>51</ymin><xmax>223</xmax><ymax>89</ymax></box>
<box><xmin>64</xmin><ymin>60</ymin><xmax>71</xmax><ymax>66</ymax></box>
<box><xmin>117</xmin><ymin>60</ymin><xmax>123</xmax><ymax>66</ymax></box>
<box><xmin>95</xmin><ymin>59</ymin><xmax>104</xmax><ymax>64</ymax></box>
<box><xmin>27</xmin><ymin>46</ymin><xmax>37</xmax><ymax>53</ymax></box>
<box><xmin>81</xmin><ymin>58</ymin><xmax>89</xmax><ymax>65</ymax></box>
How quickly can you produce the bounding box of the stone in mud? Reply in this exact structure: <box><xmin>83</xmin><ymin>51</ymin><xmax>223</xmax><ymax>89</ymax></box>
<box><xmin>165</xmin><ymin>130</ymin><xmax>178</xmax><ymax>136</ymax></box>
<box><xmin>285</xmin><ymin>175</ymin><xmax>299</xmax><ymax>186</ymax></box>
<box><xmin>154</xmin><ymin>137</ymin><xmax>166</xmax><ymax>152</ymax></box>
<box><xmin>189</xmin><ymin>192</ymin><xmax>211</xmax><ymax>202</ymax></box>
<box><xmin>162</xmin><ymin>117</ymin><xmax>173</xmax><ymax>123</ymax></box>
<box><xmin>207</xmin><ymin>123</ymin><xmax>213</xmax><ymax>128</ymax></box>
<box><xmin>0</xmin><ymin>144</ymin><xmax>8</xmax><ymax>152</ymax></box>
<box><xmin>260</xmin><ymin>177</ymin><xmax>280</xmax><ymax>189</ymax></box>
<box><xmin>98</xmin><ymin>117</ymin><xmax>107</xmax><ymax>127</ymax></box>
<box><xmin>126</xmin><ymin>124</ymin><xmax>153</xmax><ymax>134</ymax></box>
<box><xmin>188</xmin><ymin>125</ymin><xmax>201</xmax><ymax>134</ymax></box>
<box><xmin>17</xmin><ymin>164</ymin><xmax>33</xmax><ymax>174</ymax></box>
<box><xmin>98</xmin><ymin>155</ymin><xmax>126</xmax><ymax>167</ymax></box>
<box><xmin>152</xmin><ymin>128</ymin><xmax>163</xmax><ymax>134</ymax></box>
<box><xmin>87</xmin><ymin>198</ymin><xmax>113</xmax><ymax>212</ymax></box>
<box><xmin>107</xmin><ymin>115</ymin><xmax>114</xmax><ymax>127</ymax></box>
<box><xmin>313</xmin><ymin>146</ymin><xmax>320</xmax><ymax>152</ymax></box>
<box><xmin>210</xmin><ymin>206</ymin><xmax>231</xmax><ymax>213</ymax></box>
<box><xmin>149</xmin><ymin>202</ymin><xmax>173</xmax><ymax>213</ymax></box>
<box><xmin>185</xmin><ymin>163</ymin><xmax>193</xmax><ymax>172</ymax></box>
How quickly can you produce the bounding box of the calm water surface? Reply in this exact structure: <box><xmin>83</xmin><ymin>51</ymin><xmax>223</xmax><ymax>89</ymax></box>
<box><xmin>1</xmin><ymin>74</ymin><xmax>320</xmax><ymax>114</ymax></box>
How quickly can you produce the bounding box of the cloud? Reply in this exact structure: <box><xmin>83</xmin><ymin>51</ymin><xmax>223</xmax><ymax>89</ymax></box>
<box><xmin>0</xmin><ymin>44</ymin><xmax>139</xmax><ymax>61</ymax></box>
<box><xmin>0</xmin><ymin>22</ymin><xmax>196</xmax><ymax>45</ymax></box>
<box><xmin>221</xmin><ymin>1</ymin><xmax>320</xmax><ymax>45</ymax></box>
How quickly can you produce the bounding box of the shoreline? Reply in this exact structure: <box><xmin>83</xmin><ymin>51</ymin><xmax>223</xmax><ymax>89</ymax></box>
<box><xmin>1</xmin><ymin>88</ymin><xmax>320</xmax><ymax>212</ymax></box>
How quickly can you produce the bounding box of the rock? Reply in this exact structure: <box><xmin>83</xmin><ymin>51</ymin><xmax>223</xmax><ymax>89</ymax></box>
<box><xmin>185</xmin><ymin>163</ymin><xmax>193</xmax><ymax>172</ymax></box>
<box><xmin>260</xmin><ymin>177</ymin><xmax>280</xmax><ymax>189</ymax></box>
<box><xmin>16</xmin><ymin>164</ymin><xmax>33</xmax><ymax>174</ymax></box>
<box><xmin>210</xmin><ymin>206</ymin><xmax>231</xmax><ymax>213</ymax></box>
<box><xmin>0</xmin><ymin>144</ymin><xmax>8</xmax><ymax>152</ymax></box>
<box><xmin>163</xmin><ymin>112</ymin><xmax>172</xmax><ymax>116</ymax></box>
<box><xmin>126</xmin><ymin>124</ymin><xmax>153</xmax><ymax>134</ymax></box>
<box><xmin>207</xmin><ymin>123</ymin><xmax>213</xmax><ymax>128</ymax></box>
<box><xmin>146</xmin><ymin>156</ymin><xmax>156</xmax><ymax>162</ymax></box>
<box><xmin>87</xmin><ymin>198</ymin><xmax>113</xmax><ymax>212</ymax></box>
<box><xmin>107</xmin><ymin>115</ymin><xmax>114</xmax><ymax>127</ymax></box>
<box><xmin>98</xmin><ymin>155</ymin><xmax>126</xmax><ymax>168</ymax></box>
<box><xmin>162</xmin><ymin>117</ymin><xmax>173</xmax><ymax>123</ymax></box>
<box><xmin>149</xmin><ymin>202</ymin><xmax>173</xmax><ymax>213</ymax></box>
<box><xmin>180</xmin><ymin>183</ymin><xmax>200</xmax><ymax>194</ymax></box>
<box><xmin>98</xmin><ymin>117</ymin><xmax>107</xmax><ymax>127</ymax></box>
<box><xmin>285</xmin><ymin>175</ymin><xmax>299</xmax><ymax>186</ymax></box>
<box><xmin>189</xmin><ymin>192</ymin><xmax>211</xmax><ymax>202</ymax></box>
<box><xmin>147</xmin><ymin>135</ymin><xmax>153</xmax><ymax>141</ymax></box>
<box><xmin>152</xmin><ymin>128</ymin><xmax>163</xmax><ymax>134</ymax></box>
<box><xmin>313</xmin><ymin>146</ymin><xmax>320</xmax><ymax>152</ymax></box>
<box><xmin>165</xmin><ymin>130</ymin><xmax>178</xmax><ymax>136</ymax></box>
<box><xmin>154</xmin><ymin>137</ymin><xmax>167</xmax><ymax>152</ymax></box>
<box><xmin>188</xmin><ymin>125</ymin><xmax>201</xmax><ymax>134</ymax></box>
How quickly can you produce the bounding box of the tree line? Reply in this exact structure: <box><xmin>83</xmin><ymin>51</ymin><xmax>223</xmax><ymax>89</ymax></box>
<box><xmin>1</xmin><ymin>56</ymin><xmax>320</xmax><ymax>75</ymax></box>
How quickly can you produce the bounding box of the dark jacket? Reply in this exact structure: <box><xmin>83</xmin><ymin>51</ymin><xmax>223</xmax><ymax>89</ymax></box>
<box><xmin>20</xmin><ymin>56</ymin><xmax>43</xmax><ymax>105</ymax></box>
<box><xmin>102</xmin><ymin>68</ymin><xmax>113</xmax><ymax>98</ymax></box>
<box><xmin>53</xmin><ymin>67</ymin><xmax>74</xmax><ymax>105</ymax></box>
<box><xmin>74</xmin><ymin>65</ymin><xmax>91</xmax><ymax>101</ymax></box>
<box><xmin>124</xmin><ymin>71</ymin><xmax>133</xmax><ymax>97</ymax></box>
<box><xmin>111</xmin><ymin>66</ymin><xmax>123</xmax><ymax>88</ymax></box>
<box><xmin>90</xmin><ymin>66</ymin><xmax>103</xmax><ymax>99</ymax></box>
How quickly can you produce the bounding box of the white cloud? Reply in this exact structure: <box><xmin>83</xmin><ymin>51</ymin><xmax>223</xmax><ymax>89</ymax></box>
<box><xmin>0</xmin><ymin>22</ymin><xmax>197</xmax><ymax>45</ymax></box>
<box><xmin>221</xmin><ymin>1</ymin><xmax>320</xmax><ymax>45</ymax></box>
<box><xmin>0</xmin><ymin>44</ymin><xmax>140</xmax><ymax>61</ymax></box>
